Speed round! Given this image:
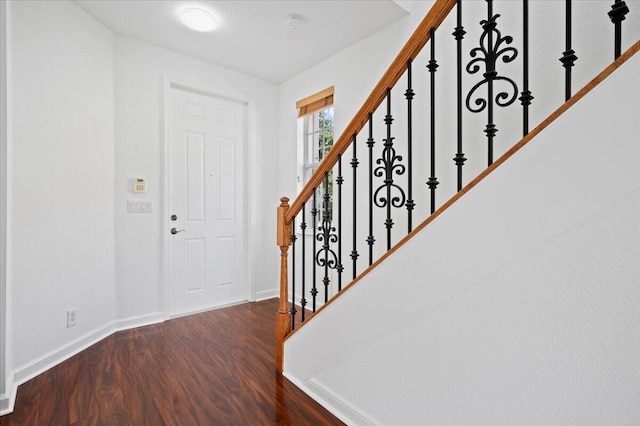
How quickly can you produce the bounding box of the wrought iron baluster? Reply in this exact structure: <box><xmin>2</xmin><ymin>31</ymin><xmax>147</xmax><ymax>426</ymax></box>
<box><xmin>486</xmin><ymin>0</ymin><xmax>495</xmax><ymax>164</ymax></box>
<box><xmin>405</xmin><ymin>60</ymin><xmax>415</xmax><ymax>232</ymax></box>
<box><xmin>385</xmin><ymin>93</ymin><xmax>393</xmax><ymax>248</ymax></box>
<box><xmin>453</xmin><ymin>0</ymin><xmax>467</xmax><ymax>191</ymax></box>
<box><xmin>290</xmin><ymin>217</ymin><xmax>297</xmax><ymax>329</ymax></box>
<box><xmin>311</xmin><ymin>190</ymin><xmax>318</xmax><ymax>312</ymax></box>
<box><xmin>337</xmin><ymin>156</ymin><xmax>343</xmax><ymax>291</ymax></box>
<box><xmin>366</xmin><ymin>115</ymin><xmax>375</xmax><ymax>266</ymax></box>
<box><xmin>466</xmin><ymin>0</ymin><xmax>519</xmax><ymax>166</ymax></box>
<box><xmin>519</xmin><ymin>0</ymin><xmax>533</xmax><ymax>137</ymax></box>
<box><xmin>427</xmin><ymin>28</ymin><xmax>439</xmax><ymax>214</ymax></box>
<box><xmin>351</xmin><ymin>134</ymin><xmax>359</xmax><ymax>280</ymax></box>
<box><xmin>560</xmin><ymin>0</ymin><xmax>578</xmax><ymax>102</ymax></box>
<box><xmin>375</xmin><ymin>89</ymin><xmax>406</xmax><ymax>251</ymax></box>
<box><xmin>609</xmin><ymin>0</ymin><xmax>630</xmax><ymax>60</ymax></box>
<box><xmin>300</xmin><ymin>204</ymin><xmax>307</xmax><ymax>321</ymax></box>
<box><xmin>316</xmin><ymin>172</ymin><xmax>338</xmax><ymax>304</ymax></box>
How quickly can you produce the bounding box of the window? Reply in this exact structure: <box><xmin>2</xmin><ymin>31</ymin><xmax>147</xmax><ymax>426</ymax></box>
<box><xmin>302</xmin><ymin>107</ymin><xmax>334</xmax><ymax>189</ymax></box>
<box><xmin>297</xmin><ymin>87</ymin><xmax>334</xmax><ymax>227</ymax></box>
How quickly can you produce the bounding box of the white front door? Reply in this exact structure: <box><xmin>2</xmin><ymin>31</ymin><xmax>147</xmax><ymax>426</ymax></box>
<box><xmin>168</xmin><ymin>87</ymin><xmax>247</xmax><ymax>317</ymax></box>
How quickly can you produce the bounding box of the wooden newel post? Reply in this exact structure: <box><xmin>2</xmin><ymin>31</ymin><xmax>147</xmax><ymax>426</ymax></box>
<box><xmin>275</xmin><ymin>197</ymin><xmax>292</xmax><ymax>374</ymax></box>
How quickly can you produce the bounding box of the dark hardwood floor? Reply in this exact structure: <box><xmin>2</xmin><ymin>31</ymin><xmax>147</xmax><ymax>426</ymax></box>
<box><xmin>0</xmin><ymin>299</ymin><xmax>344</xmax><ymax>425</ymax></box>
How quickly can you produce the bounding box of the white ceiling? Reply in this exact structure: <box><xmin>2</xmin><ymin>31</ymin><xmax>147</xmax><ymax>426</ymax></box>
<box><xmin>74</xmin><ymin>0</ymin><xmax>412</xmax><ymax>83</ymax></box>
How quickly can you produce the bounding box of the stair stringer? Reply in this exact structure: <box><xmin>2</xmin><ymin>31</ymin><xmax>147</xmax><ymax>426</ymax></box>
<box><xmin>284</xmin><ymin>52</ymin><xmax>640</xmax><ymax>424</ymax></box>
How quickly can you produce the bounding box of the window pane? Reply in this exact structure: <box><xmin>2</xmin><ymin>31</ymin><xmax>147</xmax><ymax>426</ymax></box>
<box><xmin>322</xmin><ymin>129</ymin><xmax>333</xmax><ymax>158</ymax></box>
<box><xmin>318</xmin><ymin>130</ymin><xmax>326</xmax><ymax>161</ymax></box>
<box><xmin>309</xmin><ymin>112</ymin><xmax>319</xmax><ymax>133</ymax></box>
<box><xmin>307</xmin><ymin>131</ymin><xmax>320</xmax><ymax>164</ymax></box>
<box><xmin>303</xmin><ymin>166</ymin><xmax>317</xmax><ymax>188</ymax></box>
<box><xmin>318</xmin><ymin>108</ymin><xmax>333</xmax><ymax>130</ymax></box>
<box><xmin>318</xmin><ymin>108</ymin><xmax>334</xmax><ymax>161</ymax></box>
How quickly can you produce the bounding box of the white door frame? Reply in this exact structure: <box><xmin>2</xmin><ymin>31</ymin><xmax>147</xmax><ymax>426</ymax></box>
<box><xmin>161</xmin><ymin>75</ymin><xmax>258</xmax><ymax>319</ymax></box>
<box><xmin>0</xmin><ymin>0</ymin><xmax>10</xmax><ymax>413</ymax></box>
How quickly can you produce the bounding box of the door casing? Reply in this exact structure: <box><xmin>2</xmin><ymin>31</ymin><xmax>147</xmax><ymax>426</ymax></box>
<box><xmin>0</xmin><ymin>0</ymin><xmax>9</xmax><ymax>411</ymax></box>
<box><xmin>162</xmin><ymin>76</ymin><xmax>258</xmax><ymax>319</ymax></box>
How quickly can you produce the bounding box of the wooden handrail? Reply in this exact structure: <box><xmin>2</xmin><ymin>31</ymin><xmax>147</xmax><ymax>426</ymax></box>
<box><xmin>285</xmin><ymin>0</ymin><xmax>456</xmax><ymax>223</ymax></box>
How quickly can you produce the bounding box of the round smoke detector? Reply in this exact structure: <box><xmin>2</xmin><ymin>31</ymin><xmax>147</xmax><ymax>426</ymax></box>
<box><xmin>287</xmin><ymin>14</ymin><xmax>304</xmax><ymax>31</ymax></box>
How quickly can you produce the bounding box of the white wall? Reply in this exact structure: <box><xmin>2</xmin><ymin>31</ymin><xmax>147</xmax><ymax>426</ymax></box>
<box><xmin>8</xmin><ymin>0</ymin><xmax>116</xmax><ymax>382</ymax></box>
<box><xmin>114</xmin><ymin>36</ymin><xmax>280</xmax><ymax>320</ymax></box>
<box><xmin>284</xmin><ymin>52</ymin><xmax>640</xmax><ymax>424</ymax></box>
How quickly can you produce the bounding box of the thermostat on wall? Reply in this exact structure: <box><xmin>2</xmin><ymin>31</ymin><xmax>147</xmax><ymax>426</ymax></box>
<box><xmin>133</xmin><ymin>178</ymin><xmax>147</xmax><ymax>193</ymax></box>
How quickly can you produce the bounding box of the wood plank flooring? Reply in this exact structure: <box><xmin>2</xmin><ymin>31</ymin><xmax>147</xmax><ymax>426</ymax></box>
<box><xmin>0</xmin><ymin>299</ymin><xmax>344</xmax><ymax>425</ymax></box>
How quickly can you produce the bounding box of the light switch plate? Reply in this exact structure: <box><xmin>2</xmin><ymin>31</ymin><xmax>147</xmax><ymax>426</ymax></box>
<box><xmin>127</xmin><ymin>200</ymin><xmax>152</xmax><ymax>213</ymax></box>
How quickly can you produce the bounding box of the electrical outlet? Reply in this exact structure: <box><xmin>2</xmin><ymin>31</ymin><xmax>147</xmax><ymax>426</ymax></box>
<box><xmin>67</xmin><ymin>309</ymin><xmax>77</xmax><ymax>328</ymax></box>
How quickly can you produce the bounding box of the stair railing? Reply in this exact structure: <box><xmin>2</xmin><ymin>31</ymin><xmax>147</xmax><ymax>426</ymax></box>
<box><xmin>276</xmin><ymin>0</ymin><xmax>636</xmax><ymax>374</ymax></box>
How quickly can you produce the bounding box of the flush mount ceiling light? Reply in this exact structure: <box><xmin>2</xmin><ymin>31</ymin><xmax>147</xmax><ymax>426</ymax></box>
<box><xmin>180</xmin><ymin>7</ymin><xmax>217</xmax><ymax>32</ymax></box>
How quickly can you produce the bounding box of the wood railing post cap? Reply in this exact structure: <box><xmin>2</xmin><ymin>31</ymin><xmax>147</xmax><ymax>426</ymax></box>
<box><xmin>280</xmin><ymin>197</ymin><xmax>290</xmax><ymax>207</ymax></box>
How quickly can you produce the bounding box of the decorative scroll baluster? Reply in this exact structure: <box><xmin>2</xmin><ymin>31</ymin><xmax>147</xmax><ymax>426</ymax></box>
<box><xmin>519</xmin><ymin>0</ymin><xmax>534</xmax><ymax>137</ymax></box>
<box><xmin>316</xmin><ymin>172</ymin><xmax>338</xmax><ymax>304</ymax></box>
<box><xmin>405</xmin><ymin>60</ymin><xmax>415</xmax><ymax>232</ymax></box>
<box><xmin>337</xmin><ymin>156</ymin><xmax>343</xmax><ymax>291</ymax></box>
<box><xmin>366</xmin><ymin>115</ymin><xmax>375</xmax><ymax>266</ymax></box>
<box><xmin>453</xmin><ymin>0</ymin><xmax>467</xmax><ymax>191</ymax></box>
<box><xmin>300</xmin><ymin>204</ymin><xmax>307</xmax><ymax>321</ymax></box>
<box><xmin>350</xmin><ymin>135</ymin><xmax>359</xmax><ymax>280</ymax></box>
<box><xmin>375</xmin><ymin>89</ymin><xmax>406</xmax><ymax>251</ymax></box>
<box><xmin>290</xmin><ymin>218</ymin><xmax>297</xmax><ymax>329</ymax></box>
<box><xmin>466</xmin><ymin>0</ymin><xmax>519</xmax><ymax>166</ymax></box>
<box><xmin>560</xmin><ymin>0</ymin><xmax>578</xmax><ymax>101</ymax></box>
<box><xmin>427</xmin><ymin>29</ymin><xmax>439</xmax><ymax>214</ymax></box>
<box><xmin>311</xmin><ymin>191</ymin><xmax>318</xmax><ymax>312</ymax></box>
<box><xmin>609</xmin><ymin>0</ymin><xmax>630</xmax><ymax>60</ymax></box>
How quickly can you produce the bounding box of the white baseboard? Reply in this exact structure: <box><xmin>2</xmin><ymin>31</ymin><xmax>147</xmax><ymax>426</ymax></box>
<box><xmin>0</xmin><ymin>370</ymin><xmax>14</xmax><ymax>415</ymax></box>
<box><xmin>283</xmin><ymin>372</ymin><xmax>381</xmax><ymax>426</ymax></box>
<box><xmin>255</xmin><ymin>288</ymin><xmax>278</xmax><ymax>301</ymax></box>
<box><xmin>13</xmin><ymin>323</ymin><xmax>115</xmax><ymax>389</ymax></box>
<box><xmin>115</xmin><ymin>311</ymin><xmax>164</xmax><ymax>332</ymax></box>
<box><xmin>0</xmin><ymin>312</ymin><xmax>165</xmax><ymax>416</ymax></box>
<box><xmin>1</xmin><ymin>321</ymin><xmax>115</xmax><ymax>415</ymax></box>
<box><xmin>169</xmin><ymin>300</ymin><xmax>249</xmax><ymax>319</ymax></box>
<box><xmin>0</xmin><ymin>371</ymin><xmax>14</xmax><ymax>415</ymax></box>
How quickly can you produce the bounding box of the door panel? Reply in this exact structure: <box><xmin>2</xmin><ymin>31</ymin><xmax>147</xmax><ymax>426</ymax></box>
<box><xmin>217</xmin><ymin>136</ymin><xmax>236</xmax><ymax>221</ymax></box>
<box><xmin>185</xmin><ymin>238</ymin><xmax>205</xmax><ymax>293</ymax></box>
<box><xmin>186</xmin><ymin>131</ymin><xmax>205</xmax><ymax>221</ymax></box>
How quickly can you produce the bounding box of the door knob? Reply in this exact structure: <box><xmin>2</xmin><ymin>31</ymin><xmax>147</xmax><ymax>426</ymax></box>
<box><xmin>170</xmin><ymin>228</ymin><xmax>186</xmax><ymax>235</ymax></box>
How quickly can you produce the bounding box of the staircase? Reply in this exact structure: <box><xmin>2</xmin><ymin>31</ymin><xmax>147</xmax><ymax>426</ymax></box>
<box><xmin>276</xmin><ymin>1</ymin><xmax>640</xmax><ymax>423</ymax></box>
